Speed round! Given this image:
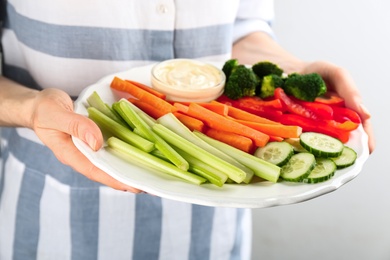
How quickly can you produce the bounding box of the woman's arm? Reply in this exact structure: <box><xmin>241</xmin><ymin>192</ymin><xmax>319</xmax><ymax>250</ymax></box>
<box><xmin>232</xmin><ymin>32</ymin><xmax>375</xmax><ymax>153</ymax></box>
<box><xmin>0</xmin><ymin>75</ymin><xmax>142</xmax><ymax>192</ymax></box>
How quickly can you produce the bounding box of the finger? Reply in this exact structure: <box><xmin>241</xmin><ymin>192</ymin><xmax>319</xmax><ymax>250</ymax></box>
<box><xmin>41</xmin><ymin>108</ymin><xmax>104</xmax><ymax>151</ymax></box>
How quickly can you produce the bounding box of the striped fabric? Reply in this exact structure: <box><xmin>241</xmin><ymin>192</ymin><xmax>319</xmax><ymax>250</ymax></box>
<box><xmin>0</xmin><ymin>1</ymin><xmax>274</xmax><ymax>259</ymax></box>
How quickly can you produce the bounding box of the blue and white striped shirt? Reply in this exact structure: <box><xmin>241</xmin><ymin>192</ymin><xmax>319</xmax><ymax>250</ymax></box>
<box><xmin>0</xmin><ymin>1</ymin><xmax>274</xmax><ymax>259</ymax></box>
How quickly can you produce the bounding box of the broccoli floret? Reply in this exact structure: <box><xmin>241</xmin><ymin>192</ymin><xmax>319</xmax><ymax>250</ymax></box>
<box><xmin>283</xmin><ymin>73</ymin><xmax>327</xmax><ymax>101</ymax></box>
<box><xmin>258</xmin><ymin>74</ymin><xmax>284</xmax><ymax>99</ymax></box>
<box><xmin>222</xmin><ymin>59</ymin><xmax>239</xmax><ymax>80</ymax></box>
<box><xmin>223</xmin><ymin>65</ymin><xmax>258</xmax><ymax>100</ymax></box>
<box><xmin>252</xmin><ymin>61</ymin><xmax>283</xmax><ymax>78</ymax></box>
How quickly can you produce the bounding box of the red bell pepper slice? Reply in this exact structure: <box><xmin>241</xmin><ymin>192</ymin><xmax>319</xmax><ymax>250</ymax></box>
<box><xmin>235</xmin><ymin>96</ymin><xmax>283</xmax><ymax>110</ymax></box>
<box><xmin>274</xmin><ymin>88</ymin><xmax>320</xmax><ymax>120</ymax></box>
<box><xmin>293</xmin><ymin>98</ymin><xmax>334</xmax><ymax>120</ymax></box>
<box><xmin>276</xmin><ymin>114</ymin><xmax>350</xmax><ymax>143</ymax></box>
<box><xmin>216</xmin><ymin>95</ymin><xmax>283</xmax><ymax>120</ymax></box>
<box><xmin>314</xmin><ymin>91</ymin><xmax>345</xmax><ymax>107</ymax></box>
<box><xmin>331</xmin><ymin>106</ymin><xmax>361</xmax><ymax>124</ymax></box>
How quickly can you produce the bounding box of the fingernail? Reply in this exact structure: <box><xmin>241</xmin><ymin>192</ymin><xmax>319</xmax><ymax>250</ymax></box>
<box><xmin>85</xmin><ymin>132</ymin><xmax>97</xmax><ymax>150</ymax></box>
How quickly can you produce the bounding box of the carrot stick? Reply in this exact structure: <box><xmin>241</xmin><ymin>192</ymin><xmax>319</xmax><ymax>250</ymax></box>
<box><xmin>178</xmin><ymin>102</ymin><xmax>228</xmax><ymax>116</ymax></box>
<box><xmin>173</xmin><ymin>112</ymin><xmax>206</xmax><ymax>133</ymax></box>
<box><xmin>186</xmin><ymin>103</ymin><xmax>270</xmax><ymax>147</ymax></box>
<box><xmin>130</xmin><ymin>99</ymin><xmax>167</xmax><ymax>119</ymax></box>
<box><xmin>173</xmin><ymin>102</ymin><xmax>190</xmax><ymax>114</ymax></box>
<box><xmin>111</xmin><ymin>77</ymin><xmax>177</xmax><ymax>115</ymax></box>
<box><xmin>269</xmin><ymin>135</ymin><xmax>284</xmax><ymax>142</ymax></box>
<box><xmin>205</xmin><ymin>128</ymin><xmax>254</xmax><ymax>153</ymax></box>
<box><xmin>126</xmin><ymin>80</ymin><xmax>166</xmax><ymax>99</ymax></box>
<box><xmin>212</xmin><ymin>101</ymin><xmax>280</xmax><ymax>125</ymax></box>
<box><xmin>236</xmin><ymin>120</ymin><xmax>302</xmax><ymax>138</ymax></box>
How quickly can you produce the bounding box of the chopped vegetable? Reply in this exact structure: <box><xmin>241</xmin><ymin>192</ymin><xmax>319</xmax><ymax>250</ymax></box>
<box><xmin>87</xmin><ymin>107</ymin><xmax>154</xmax><ymax>152</ymax></box>
<box><xmin>157</xmin><ymin>113</ymin><xmax>254</xmax><ymax>184</ymax></box>
<box><xmin>236</xmin><ymin>120</ymin><xmax>302</xmax><ymax>139</ymax></box>
<box><xmin>152</xmin><ymin>121</ymin><xmax>247</xmax><ymax>183</ymax></box>
<box><xmin>186</xmin><ymin>103</ymin><xmax>270</xmax><ymax>147</ymax></box>
<box><xmin>283</xmin><ymin>73</ymin><xmax>327</xmax><ymax>102</ymax></box>
<box><xmin>110</xmin><ymin>77</ymin><xmax>177</xmax><ymax>115</ymax></box>
<box><xmin>223</xmin><ymin>65</ymin><xmax>258</xmax><ymax>100</ymax></box>
<box><xmin>107</xmin><ymin>137</ymin><xmax>206</xmax><ymax>185</ymax></box>
<box><xmin>205</xmin><ymin>128</ymin><xmax>254</xmax><ymax>153</ymax></box>
<box><xmin>194</xmin><ymin>131</ymin><xmax>281</xmax><ymax>183</ymax></box>
<box><xmin>251</xmin><ymin>61</ymin><xmax>283</xmax><ymax>78</ymax></box>
<box><xmin>125</xmin><ymin>79</ymin><xmax>167</xmax><ymax>99</ymax></box>
<box><xmin>173</xmin><ymin>112</ymin><xmax>206</xmax><ymax>132</ymax></box>
<box><xmin>112</xmin><ymin>99</ymin><xmax>189</xmax><ymax>171</ymax></box>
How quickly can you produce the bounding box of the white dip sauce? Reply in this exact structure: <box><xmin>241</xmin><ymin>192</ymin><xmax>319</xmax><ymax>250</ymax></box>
<box><xmin>152</xmin><ymin>59</ymin><xmax>223</xmax><ymax>90</ymax></box>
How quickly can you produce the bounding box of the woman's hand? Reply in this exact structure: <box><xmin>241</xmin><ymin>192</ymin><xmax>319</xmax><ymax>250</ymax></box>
<box><xmin>29</xmin><ymin>88</ymin><xmax>143</xmax><ymax>193</ymax></box>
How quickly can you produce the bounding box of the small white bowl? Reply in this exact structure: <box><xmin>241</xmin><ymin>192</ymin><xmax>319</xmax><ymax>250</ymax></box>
<box><xmin>151</xmin><ymin>59</ymin><xmax>225</xmax><ymax>102</ymax></box>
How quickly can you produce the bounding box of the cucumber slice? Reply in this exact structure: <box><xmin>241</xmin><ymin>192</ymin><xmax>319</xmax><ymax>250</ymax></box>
<box><xmin>280</xmin><ymin>152</ymin><xmax>316</xmax><ymax>182</ymax></box>
<box><xmin>284</xmin><ymin>138</ymin><xmax>307</xmax><ymax>153</ymax></box>
<box><xmin>300</xmin><ymin>132</ymin><xmax>344</xmax><ymax>158</ymax></box>
<box><xmin>254</xmin><ymin>141</ymin><xmax>294</xmax><ymax>166</ymax></box>
<box><xmin>303</xmin><ymin>158</ymin><xmax>337</xmax><ymax>183</ymax></box>
<box><xmin>330</xmin><ymin>146</ymin><xmax>357</xmax><ymax>169</ymax></box>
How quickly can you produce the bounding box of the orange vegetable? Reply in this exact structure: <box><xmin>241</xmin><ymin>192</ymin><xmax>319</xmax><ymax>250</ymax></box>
<box><xmin>111</xmin><ymin>77</ymin><xmax>177</xmax><ymax>115</ymax></box>
<box><xmin>125</xmin><ymin>80</ymin><xmax>166</xmax><ymax>99</ymax></box>
<box><xmin>173</xmin><ymin>112</ymin><xmax>206</xmax><ymax>133</ymax></box>
<box><xmin>129</xmin><ymin>99</ymin><xmax>166</xmax><ymax>119</ymax></box>
<box><xmin>212</xmin><ymin>101</ymin><xmax>280</xmax><ymax>125</ymax></box>
<box><xmin>205</xmin><ymin>128</ymin><xmax>254</xmax><ymax>153</ymax></box>
<box><xmin>269</xmin><ymin>136</ymin><xmax>284</xmax><ymax>142</ymax></box>
<box><xmin>186</xmin><ymin>103</ymin><xmax>270</xmax><ymax>147</ymax></box>
<box><xmin>236</xmin><ymin>120</ymin><xmax>302</xmax><ymax>139</ymax></box>
<box><xmin>178</xmin><ymin>102</ymin><xmax>228</xmax><ymax>116</ymax></box>
<box><xmin>173</xmin><ymin>102</ymin><xmax>190</xmax><ymax>114</ymax></box>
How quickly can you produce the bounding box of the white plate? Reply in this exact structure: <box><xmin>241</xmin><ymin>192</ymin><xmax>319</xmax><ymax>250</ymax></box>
<box><xmin>72</xmin><ymin>63</ymin><xmax>370</xmax><ymax>208</ymax></box>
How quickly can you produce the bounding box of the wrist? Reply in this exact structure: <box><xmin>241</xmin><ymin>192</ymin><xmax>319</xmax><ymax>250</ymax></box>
<box><xmin>0</xmin><ymin>76</ymin><xmax>40</xmax><ymax>128</ymax></box>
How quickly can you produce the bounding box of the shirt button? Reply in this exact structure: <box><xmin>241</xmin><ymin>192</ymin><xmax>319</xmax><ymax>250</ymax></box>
<box><xmin>157</xmin><ymin>4</ymin><xmax>169</xmax><ymax>14</ymax></box>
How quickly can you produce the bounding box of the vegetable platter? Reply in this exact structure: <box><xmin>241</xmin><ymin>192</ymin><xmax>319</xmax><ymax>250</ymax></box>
<box><xmin>72</xmin><ymin>63</ymin><xmax>369</xmax><ymax>208</ymax></box>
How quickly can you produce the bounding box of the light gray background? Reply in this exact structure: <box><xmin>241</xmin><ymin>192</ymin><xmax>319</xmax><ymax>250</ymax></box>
<box><xmin>252</xmin><ymin>0</ymin><xmax>389</xmax><ymax>259</ymax></box>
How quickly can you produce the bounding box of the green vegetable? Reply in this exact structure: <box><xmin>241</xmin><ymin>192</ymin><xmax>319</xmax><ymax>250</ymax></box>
<box><xmin>157</xmin><ymin>113</ymin><xmax>254</xmax><ymax>183</ymax></box>
<box><xmin>223</xmin><ymin>64</ymin><xmax>258</xmax><ymax>100</ymax></box>
<box><xmin>222</xmin><ymin>59</ymin><xmax>239</xmax><ymax>80</ymax></box>
<box><xmin>87</xmin><ymin>107</ymin><xmax>154</xmax><ymax>153</ymax></box>
<box><xmin>258</xmin><ymin>74</ymin><xmax>284</xmax><ymax>99</ymax></box>
<box><xmin>303</xmin><ymin>158</ymin><xmax>336</xmax><ymax>183</ymax></box>
<box><xmin>87</xmin><ymin>91</ymin><xmax>128</xmax><ymax>127</ymax></box>
<box><xmin>106</xmin><ymin>137</ymin><xmax>206</xmax><ymax>185</ymax></box>
<box><xmin>112</xmin><ymin>99</ymin><xmax>189</xmax><ymax>171</ymax></box>
<box><xmin>300</xmin><ymin>132</ymin><xmax>344</xmax><ymax>158</ymax></box>
<box><xmin>330</xmin><ymin>146</ymin><xmax>357</xmax><ymax>169</ymax></box>
<box><xmin>252</xmin><ymin>61</ymin><xmax>283</xmax><ymax>78</ymax></box>
<box><xmin>254</xmin><ymin>141</ymin><xmax>294</xmax><ymax>167</ymax></box>
<box><xmin>194</xmin><ymin>131</ymin><xmax>281</xmax><ymax>183</ymax></box>
<box><xmin>283</xmin><ymin>73</ymin><xmax>327</xmax><ymax>102</ymax></box>
<box><xmin>280</xmin><ymin>153</ymin><xmax>316</xmax><ymax>182</ymax></box>
<box><xmin>175</xmin><ymin>147</ymin><xmax>228</xmax><ymax>187</ymax></box>
<box><xmin>152</xmin><ymin>123</ymin><xmax>247</xmax><ymax>183</ymax></box>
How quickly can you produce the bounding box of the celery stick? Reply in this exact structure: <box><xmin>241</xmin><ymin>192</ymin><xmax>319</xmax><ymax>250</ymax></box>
<box><xmin>87</xmin><ymin>107</ymin><xmax>154</xmax><ymax>153</ymax></box>
<box><xmin>87</xmin><ymin>91</ymin><xmax>128</xmax><ymax>127</ymax></box>
<box><xmin>157</xmin><ymin>113</ymin><xmax>254</xmax><ymax>183</ymax></box>
<box><xmin>152</xmin><ymin>123</ymin><xmax>246</xmax><ymax>183</ymax></box>
<box><xmin>112</xmin><ymin>100</ymin><xmax>189</xmax><ymax>171</ymax></box>
<box><xmin>194</xmin><ymin>131</ymin><xmax>281</xmax><ymax>183</ymax></box>
<box><xmin>175</xmin><ymin>147</ymin><xmax>228</xmax><ymax>187</ymax></box>
<box><xmin>107</xmin><ymin>137</ymin><xmax>206</xmax><ymax>185</ymax></box>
